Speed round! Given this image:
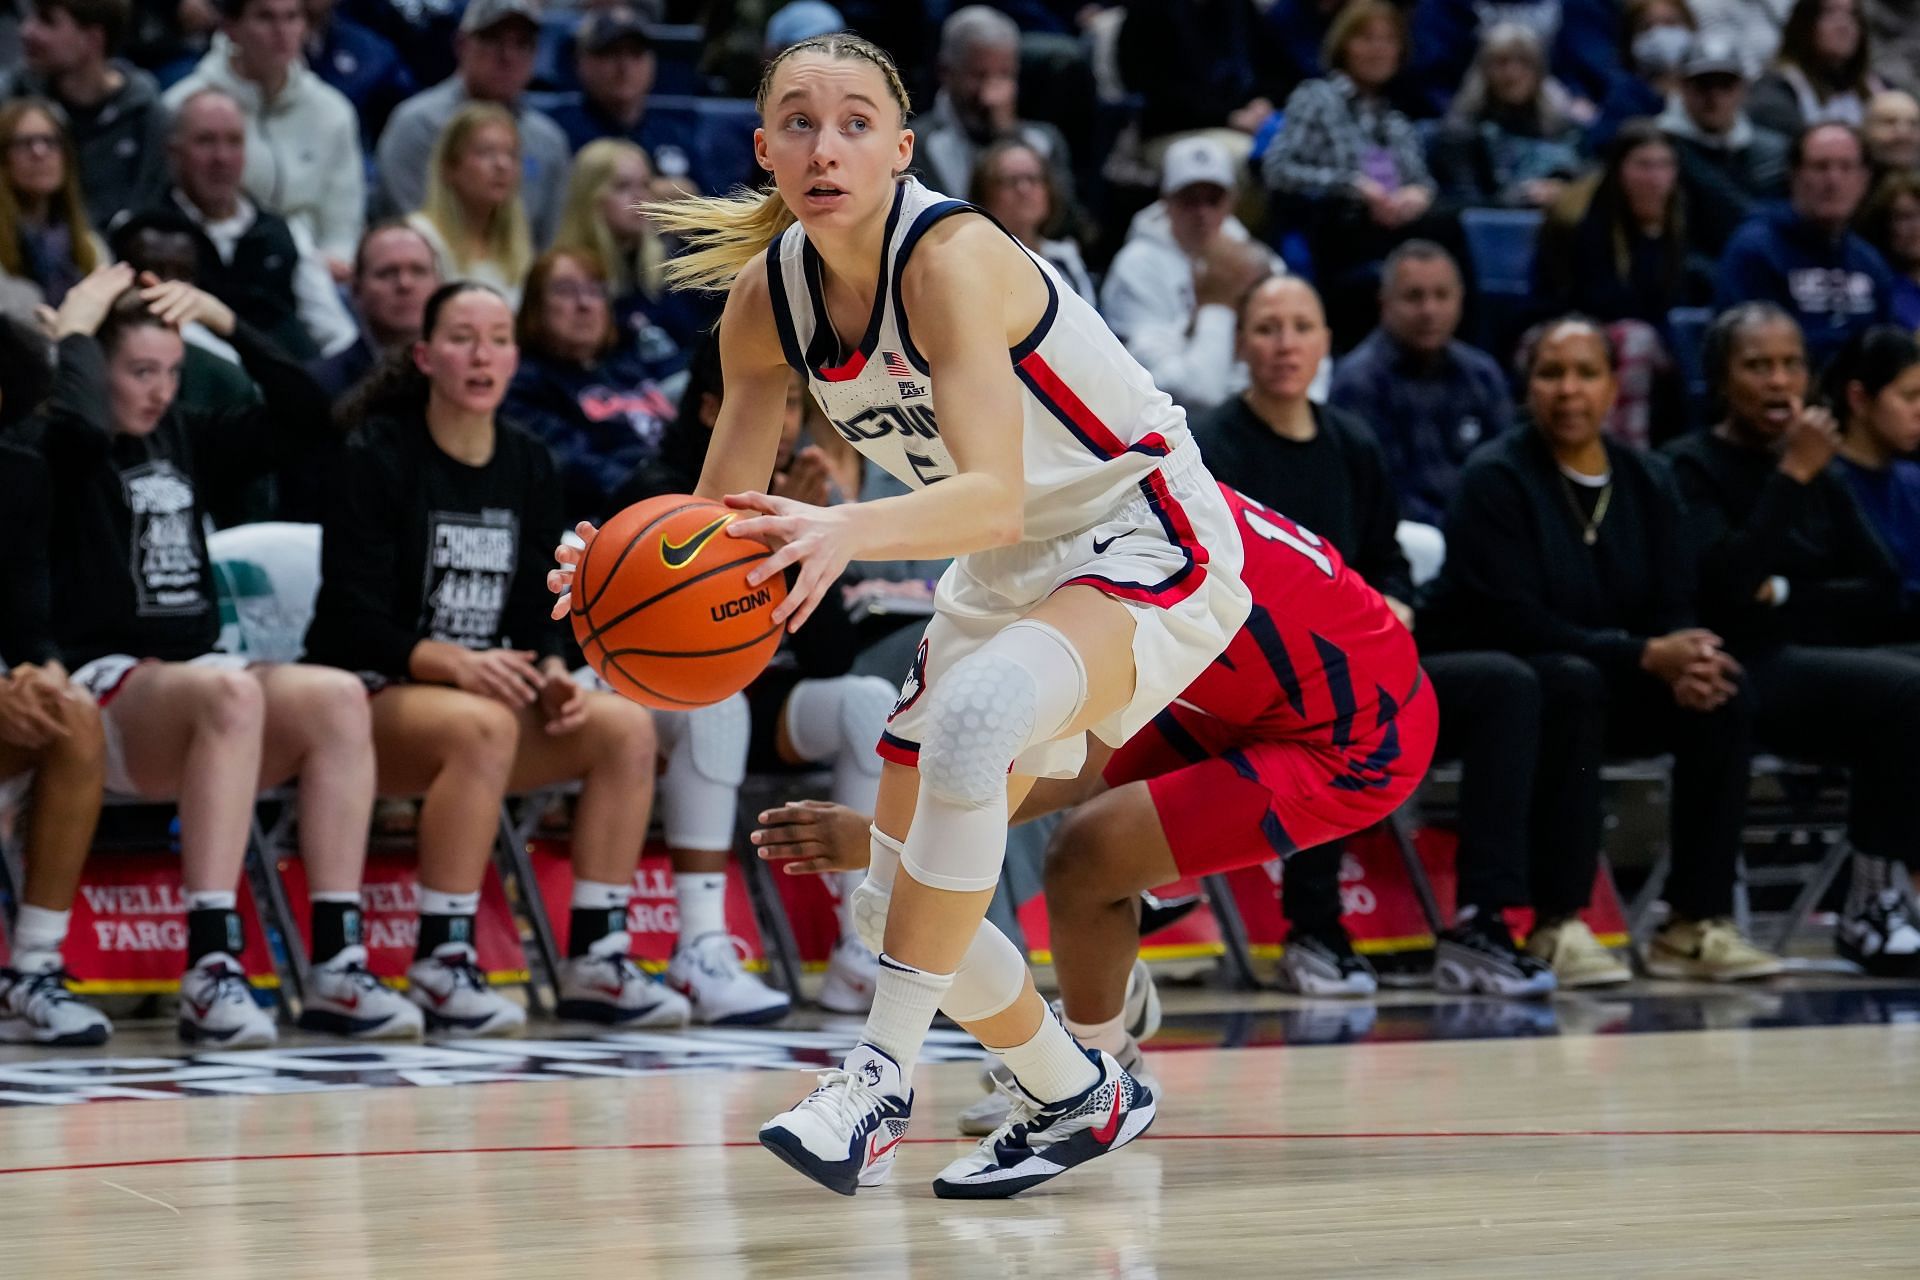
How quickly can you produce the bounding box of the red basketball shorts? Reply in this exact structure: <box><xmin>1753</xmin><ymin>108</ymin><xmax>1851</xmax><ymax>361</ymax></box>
<box><xmin>1100</xmin><ymin>671</ymin><xmax>1438</xmax><ymax>877</ymax></box>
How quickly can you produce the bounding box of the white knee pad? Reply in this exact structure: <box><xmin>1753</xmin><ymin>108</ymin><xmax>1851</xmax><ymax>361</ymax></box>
<box><xmin>783</xmin><ymin>675</ymin><xmax>893</xmax><ymax>808</ymax></box>
<box><xmin>851</xmin><ymin>826</ymin><xmax>1027</xmax><ymax>1024</ymax></box>
<box><xmin>918</xmin><ymin>620</ymin><xmax>1088</xmax><ymax>809</ymax></box>
<box><xmin>849</xmin><ymin>826</ymin><xmax>904</xmax><ymax>953</ymax></box>
<box><xmin>655</xmin><ymin>695</ymin><xmax>748</xmax><ymax>850</ymax></box>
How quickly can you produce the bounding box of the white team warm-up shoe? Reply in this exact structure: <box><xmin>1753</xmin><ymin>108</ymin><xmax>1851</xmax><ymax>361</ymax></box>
<box><xmin>759</xmin><ymin>1042</ymin><xmax>914</xmax><ymax>1196</ymax></box>
<box><xmin>934</xmin><ymin>1048</ymin><xmax>1155</xmax><ymax>1199</ymax></box>
<box><xmin>298</xmin><ymin>946</ymin><xmax>425</xmax><ymax>1039</ymax></box>
<box><xmin>556</xmin><ymin>948</ymin><xmax>691</xmax><ymax>1027</ymax></box>
<box><xmin>178</xmin><ymin>954</ymin><xmax>278</xmax><ymax>1047</ymax></box>
<box><xmin>405</xmin><ymin>945</ymin><xmax>527</xmax><ymax>1037</ymax></box>
<box><xmin>0</xmin><ymin>968</ymin><xmax>112</xmax><ymax>1046</ymax></box>
<box><xmin>817</xmin><ymin>935</ymin><xmax>880</xmax><ymax>1014</ymax></box>
<box><xmin>667</xmin><ymin>932</ymin><xmax>791</xmax><ymax>1025</ymax></box>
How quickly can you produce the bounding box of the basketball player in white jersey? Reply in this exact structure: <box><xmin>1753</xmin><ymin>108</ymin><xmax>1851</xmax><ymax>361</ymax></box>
<box><xmin>549</xmin><ymin>33</ymin><xmax>1251</xmax><ymax>1199</ymax></box>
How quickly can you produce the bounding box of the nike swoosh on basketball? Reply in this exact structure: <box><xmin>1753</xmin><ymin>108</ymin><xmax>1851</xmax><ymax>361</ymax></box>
<box><xmin>661</xmin><ymin>516</ymin><xmax>731</xmax><ymax>569</ymax></box>
<box><xmin>1091</xmin><ymin>1085</ymin><xmax>1124</xmax><ymax>1145</ymax></box>
<box><xmin>1091</xmin><ymin>533</ymin><xmax>1123</xmax><ymax>554</ymax></box>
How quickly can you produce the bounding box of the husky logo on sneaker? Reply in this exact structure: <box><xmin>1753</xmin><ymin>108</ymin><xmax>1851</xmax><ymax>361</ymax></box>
<box><xmin>862</xmin><ymin>1061</ymin><xmax>883</xmax><ymax>1088</ymax></box>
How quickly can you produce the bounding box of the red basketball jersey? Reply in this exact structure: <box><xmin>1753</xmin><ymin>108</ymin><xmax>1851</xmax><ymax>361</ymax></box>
<box><xmin>1172</xmin><ymin>485</ymin><xmax>1422</xmax><ymax>745</ymax></box>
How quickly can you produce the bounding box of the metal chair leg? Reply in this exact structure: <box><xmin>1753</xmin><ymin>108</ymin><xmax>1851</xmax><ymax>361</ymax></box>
<box><xmin>1773</xmin><ymin>838</ymin><xmax>1851</xmax><ymax>954</ymax></box>
<box><xmin>740</xmin><ymin>839</ymin><xmax>805</xmax><ymax>998</ymax></box>
<box><xmin>248</xmin><ymin>799</ymin><xmax>306</xmax><ymax>1016</ymax></box>
<box><xmin>1385</xmin><ymin>809</ymin><xmax>1446</xmax><ymax>933</ymax></box>
<box><xmin>1203</xmin><ymin>873</ymin><xmax>1261</xmax><ymax>989</ymax></box>
<box><xmin>495</xmin><ymin>795</ymin><xmax>560</xmax><ymax>1016</ymax></box>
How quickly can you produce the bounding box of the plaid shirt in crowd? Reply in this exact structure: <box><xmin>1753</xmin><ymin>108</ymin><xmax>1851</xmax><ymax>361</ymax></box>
<box><xmin>1262</xmin><ymin>73</ymin><xmax>1433</xmax><ymax>199</ymax></box>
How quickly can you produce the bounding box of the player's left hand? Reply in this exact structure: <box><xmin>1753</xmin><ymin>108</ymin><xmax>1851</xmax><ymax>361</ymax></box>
<box><xmin>723</xmin><ymin>492</ymin><xmax>855</xmax><ymax>632</ymax></box>
<box><xmin>546</xmin><ymin>521</ymin><xmax>597</xmax><ymax>620</ymax></box>
<box><xmin>537</xmin><ymin>665</ymin><xmax>589</xmax><ymax>735</ymax></box>
<box><xmin>750</xmin><ymin>799</ymin><xmax>873</xmax><ymax>875</ymax></box>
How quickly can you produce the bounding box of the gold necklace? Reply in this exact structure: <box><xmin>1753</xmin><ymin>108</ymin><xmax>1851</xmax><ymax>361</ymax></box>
<box><xmin>1558</xmin><ymin>472</ymin><xmax>1613</xmax><ymax>545</ymax></box>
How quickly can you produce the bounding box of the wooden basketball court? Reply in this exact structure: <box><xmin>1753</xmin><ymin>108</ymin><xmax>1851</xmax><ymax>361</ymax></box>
<box><xmin>3</xmin><ymin>982</ymin><xmax>1918</xmax><ymax>1277</ymax></box>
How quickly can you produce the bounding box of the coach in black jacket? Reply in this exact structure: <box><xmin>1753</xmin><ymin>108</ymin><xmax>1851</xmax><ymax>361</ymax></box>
<box><xmin>1423</xmin><ymin>316</ymin><xmax>1781</xmax><ymax>982</ymax></box>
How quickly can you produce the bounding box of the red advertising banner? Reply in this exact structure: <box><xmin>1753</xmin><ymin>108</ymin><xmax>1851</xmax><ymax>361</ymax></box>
<box><xmin>277</xmin><ymin>849</ymin><xmax>528</xmax><ymax>984</ymax></box>
<box><xmin>64</xmin><ymin>852</ymin><xmax>279</xmax><ymax>994</ymax></box>
<box><xmin>526</xmin><ymin>838</ymin><xmax>770</xmax><ymax>971</ymax></box>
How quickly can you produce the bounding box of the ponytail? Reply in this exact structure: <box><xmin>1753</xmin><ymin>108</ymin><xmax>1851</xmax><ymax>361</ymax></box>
<box><xmin>647</xmin><ymin>187</ymin><xmax>798</xmax><ymax>293</ymax></box>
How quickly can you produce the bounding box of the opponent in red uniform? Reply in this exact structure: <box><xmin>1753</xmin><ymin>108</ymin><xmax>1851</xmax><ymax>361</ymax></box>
<box><xmin>756</xmin><ymin>482</ymin><xmax>1437</xmax><ymax>1102</ymax></box>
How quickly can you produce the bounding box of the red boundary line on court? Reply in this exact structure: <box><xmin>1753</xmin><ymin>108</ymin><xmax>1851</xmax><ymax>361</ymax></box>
<box><xmin>5</xmin><ymin>1129</ymin><xmax>1919</xmax><ymax>1179</ymax></box>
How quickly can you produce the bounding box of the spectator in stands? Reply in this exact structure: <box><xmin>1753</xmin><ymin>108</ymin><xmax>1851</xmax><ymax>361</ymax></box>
<box><xmin>4</xmin><ymin>0</ymin><xmax>170</xmax><ymax>229</ymax></box>
<box><xmin>1102</xmin><ymin>135</ymin><xmax>1275</xmax><ymax>414</ymax></box>
<box><xmin>504</xmin><ymin>249</ymin><xmax>674</xmax><ymax>521</ymax></box>
<box><xmin>1425</xmin><ymin>316</ymin><xmax>1780</xmax><ymax>982</ymax></box>
<box><xmin>545</xmin><ymin>8</ymin><xmax>666</xmax><ymax>159</ymax></box>
<box><xmin>1589</xmin><ymin>0</ymin><xmax>1695</xmax><ymax>153</ymax></box>
<box><xmin>375</xmin><ymin>0</ymin><xmax>571</xmax><ymax>246</ymax></box>
<box><xmin>1329</xmin><ymin>240</ymin><xmax>1513</xmax><ymax>526</ymax></box>
<box><xmin>916</xmin><ymin>6</ymin><xmax>1071</xmax><ymax>200</ymax></box>
<box><xmin>553</xmin><ymin>139</ymin><xmax>695</xmax><ymax>371</ymax></box>
<box><xmin>1192</xmin><ymin>275</ymin><xmax>1568</xmax><ymax>994</ymax></box>
<box><xmin>1865</xmin><ymin>0</ymin><xmax>1920</xmax><ymax>97</ymax></box>
<box><xmin>0</xmin><ymin>315</ymin><xmax>114</xmax><ymax>1047</ymax></box>
<box><xmin>1430</xmin><ymin>22</ymin><xmax>1587</xmax><ymax>210</ymax></box>
<box><xmin>302</xmin><ymin>0</ymin><xmax>412</xmax><ymax>152</ymax></box>
<box><xmin>1117</xmin><ymin>0</ymin><xmax>1280</xmax><ymax>143</ymax></box>
<box><xmin>1828</xmin><ymin>325</ymin><xmax>1920</xmax><ymax>600</ymax></box>
<box><xmin>311</xmin><ymin>219</ymin><xmax>439</xmax><ymax>399</ymax></box>
<box><xmin>1861</xmin><ymin>88</ymin><xmax>1920</xmax><ymax>177</ymax></box>
<box><xmin>1716</xmin><ymin>121</ymin><xmax>1894</xmax><ymax>368</ymax></box>
<box><xmin>1857</xmin><ymin>170</ymin><xmax>1920</xmax><ymax>327</ymax></box>
<box><xmin>1666</xmin><ymin>304</ymin><xmax>1920</xmax><ymax>976</ymax></box>
<box><xmin>307</xmin><ymin>281</ymin><xmax>685</xmax><ymax>1033</ymax></box>
<box><xmin>1407</xmin><ymin>0</ymin><xmax>1623</xmax><ymax>119</ymax></box>
<box><xmin>1748</xmin><ymin>0</ymin><xmax>1884</xmax><ymax>137</ymax></box>
<box><xmin>406</xmin><ymin>102</ymin><xmax>535</xmax><ymax>308</ymax></box>
<box><xmin>160</xmin><ymin>87</ymin><xmax>357</xmax><ymax>361</ymax></box>
<box><xmin>163</xmin><ymin>0</ymin><xmax>364</xmax><ymax>276</ymax></box>
<box><xmin>970</xmin><ymin>137</ymin><xmax>1094</xmax><ymax>307</ymax></box>
<box><xmin>0</xmin><ymin>100</ymin><xmax>105</xmax><ymax>316</ymax></box>
<box><xmin>1657</xmin><ymin>33</ymin><xmax>1791</xmax><ymax>257</ymax></box>
<box><xmin>1689</xmin><ymin>0</ymin><xmax>1792</xmax><ymax>77</ymax></box>
<box><xmin>1264</xmin><ymin>1</ymin><xmax>1458</xmax><ymax>349</ymax></box>
<box><xmin>37</xmin><ymin>264</ymin><xmax>422</xmax><ymax>1044</ymax></box>
<box><xmin>1536</xmin><ymin>121</ymin><xmax>1714</xmax><ymax>328</ymax></box>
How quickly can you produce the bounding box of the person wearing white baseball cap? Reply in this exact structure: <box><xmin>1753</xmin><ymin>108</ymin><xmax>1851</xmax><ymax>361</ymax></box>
<box><xmin>1100</xmin><ymin>135</ymin><xmax>1293</xmax><ymax>414</ymax></box>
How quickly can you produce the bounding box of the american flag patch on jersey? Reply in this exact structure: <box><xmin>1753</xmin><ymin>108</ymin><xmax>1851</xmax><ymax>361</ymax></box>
<box><xmin>882</xmin><ymin>351</ymin><xmax>914</xmax><ymax>378</ymax></box>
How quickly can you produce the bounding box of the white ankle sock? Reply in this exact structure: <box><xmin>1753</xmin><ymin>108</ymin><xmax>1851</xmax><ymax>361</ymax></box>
<box><xmin>10</xmin><ymin>904</ymin><xmax>69</xmax><ymax>974</ymax></box>
<box><xmin>1062</xmin><ymin>1009</ymin><xmax>1129</xmax><ymax>1057</ymax></box>
<box><xmin>418</xmin><ymin>888</ymin><xmax>480</xmax><ymax>916</ymax></box>
<box><xmin>996</xmin><ymin>1004</ymin><xmax>1100</xmax><ymax>1103</ymax></box>
<box><xmin>863</xmin><ymin>954</ymin><xmax>953</xmax><ymax>1084</ymax></box>
<box><xmin>675</xmin><ymin>872</ymin><xmax>728</xmax><ymax>942</ymax></box>
<box><xmin>572</xmin><ymin>878</ymin><xmax>631</xmax><ymax>910</ymax></box>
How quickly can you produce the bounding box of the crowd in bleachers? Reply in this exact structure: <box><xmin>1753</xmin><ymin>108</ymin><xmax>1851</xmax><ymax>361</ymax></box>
<box><xmin>3</xmin><ymin>0</ymin><xmax>1920</xmax><ymax>1048</ymax></box>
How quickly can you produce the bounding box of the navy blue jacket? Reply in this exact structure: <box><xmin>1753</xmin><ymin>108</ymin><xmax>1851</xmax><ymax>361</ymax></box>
<box><xmin>308</xmin><ymin>17</ymin><xmax>415</xmax><ymax>150</ymax></box>
<box><xmin>503</xmin><ymin>348</ymin><xmax>677</xmax><ymax>523</ymax></box>
<box><xmin>1715</xmin><ymin>204</ymin><xmax>1898</xmax><ymax>368</ymax></box>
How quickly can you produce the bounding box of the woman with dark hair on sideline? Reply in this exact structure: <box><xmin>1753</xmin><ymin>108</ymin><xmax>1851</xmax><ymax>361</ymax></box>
<box><xmin>1425</xmin><ymin>315</ymin><xmax>1780</xmax><ymax>983</ymax></box>
<box><xmin>306</xmin><ymin>280</ymin><xmax>685</xmax><ymax>1035</ymax></box>
<box><xmin>1827</xmin><ymin>324</ymin><xmax>1920</xmax><ymax>599</ymax></box>
<box><xmin>1665</xmin><ymin>303</ymin><xmax>1920</xmax><ymax>978</ymax></box>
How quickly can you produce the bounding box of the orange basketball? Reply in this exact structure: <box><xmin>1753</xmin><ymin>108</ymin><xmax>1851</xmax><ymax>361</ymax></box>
<box><xmin>570</xmin><ymin>494</ymin><xmax>787</xmax><ymax>709</ymax></box>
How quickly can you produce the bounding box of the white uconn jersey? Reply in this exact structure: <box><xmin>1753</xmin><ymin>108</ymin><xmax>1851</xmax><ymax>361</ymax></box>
<box><xmin>766</xmin><ymin>178</ymin><xmax>1197</xmax><ymax>542</ymax></box>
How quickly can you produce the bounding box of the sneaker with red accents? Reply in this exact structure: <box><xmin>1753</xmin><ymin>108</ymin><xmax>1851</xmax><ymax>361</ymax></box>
<box><xmin>932</xmin><ymin>1048</ymin><xmax>1154</xmax><ymax>1199</ymax></box>
<box><xmin>178</xmin><ymin>953</ymin><xmax>277</xmax><ymax>1047</ymax></box>
<box><xmin>404</xmin><ymin>944</ymin><xmax>527</xmax><ymax>1037</ymax></box>
<box><xmin>759</xmin><ymin>1041</ymin><xmax>913</xmax><ymax>1196</ymax></box>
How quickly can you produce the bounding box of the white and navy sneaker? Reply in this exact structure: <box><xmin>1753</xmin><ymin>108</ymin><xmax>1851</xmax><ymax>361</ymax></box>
<box><xmin>178</xmin><ymin>954</ymin><xmax>277</xmax><ymax>1047</ymax></box>
<box><xmin>933</xmin><ymin>1048</ymin><xmax>1155</xmax><ymax>1199</ymax></box>
<box><xmin>298</xmin><ymin>946</ymin><xmax>424</xmax><ymax>1039</ymax></box>
<box><xmin>1434</xmin><ymin>914</ymin><xmax>1557</xmax><ymax>998</ymax></box>
<box><xmin>557</xmin><ymin>947</ymin><xmax>691</xmax><ymax>1027</ymax></box>
<box><xmin>1123</xmin><ymin>957</ymin><xmax>1162</xmax><ymax>1041</ymax></box>
<box><xmin>405</xmin><ymin>945</ymin><xmax>527</xmax><ymax>1037</ymax></box>
<box><xmin>1280</xmin><ymin>926</ymin><xmax>1378</xmax><ymax>997</ymax></box>
<box><xmin>959</xmin><ymin>1032</ymin><xmax>1160</xmax><ymax>1137</ymax></box>
<box><xmin>1837</xmin><ymin>876</ymin><xmax>1920</xmax><ymax>978</ymax></box>
<box><xmin>668</xmin><ymin>932</ymin><xmax>791</xmax><ymax>1025</ymax></box>
<box><xmin>817</xmin><ymin>935</ymin><xmax>879</xmax><ymax>1014</ymax></box>
<box><xmin>0</xmin><ymin>968</ymin><xmax>112</xmax><ymax>1046</ymax></box>
<box><xmin>759</xmin><ymin>1041</ymin><xmax>913</xmax><ymax>1196</ymax></box>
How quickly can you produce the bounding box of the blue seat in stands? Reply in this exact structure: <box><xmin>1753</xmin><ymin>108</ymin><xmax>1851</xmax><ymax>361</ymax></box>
<box><xmin>1460</xmin><ymin>207</ymin><xmax>1544</xmax><ymax>298</ymax></box>
<box><xmin>1666</xmin><ymin>305</ymin><xmax>1714</xmax><ymax>411</ymax></box>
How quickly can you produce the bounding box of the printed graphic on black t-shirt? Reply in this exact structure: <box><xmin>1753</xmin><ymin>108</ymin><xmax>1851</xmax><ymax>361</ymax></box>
<box><xmin>421</xmin><ymin>508</ymin><xmax>519</xmax><ymax>649</ymax></box>
<box><xmin>121</xmin><ymin>460</ymin><xmax>207</xmax><ymax>617</ymax></box>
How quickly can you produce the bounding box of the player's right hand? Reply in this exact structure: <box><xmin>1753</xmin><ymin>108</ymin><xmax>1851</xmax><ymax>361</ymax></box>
<box><xmin>547</xmin><ymin>521</ymin><xmax>598</xmax><ymax>620</ymax></box>
<box><xmin>750</xmin><ymin>800</ymin><xmax>874</xmax><ymax>876</ymax></box>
